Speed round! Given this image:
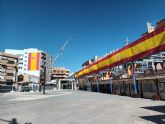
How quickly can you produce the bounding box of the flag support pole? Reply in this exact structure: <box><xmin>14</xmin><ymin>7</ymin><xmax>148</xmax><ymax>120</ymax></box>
<box><xmin>131</xmin><ymin>62</ymin><xmax>137</xmax><ymax>97</ymax></box>
<box><xmin>96</xmin><ymin>74</ymin><xmax>99</xmax><ymax>92</ymax></box>
<box><xmin>109</xmin><ymin>77</ymin><xmax>113</xmax><ymax>94</ymax></box>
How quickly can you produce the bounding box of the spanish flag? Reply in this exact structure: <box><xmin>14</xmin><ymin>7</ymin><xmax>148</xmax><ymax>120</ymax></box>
<box><xmin>28</xmin><ymin>52</ymin><xmax>40</xmax><ymax>71</ymax></box>
<box><xmin>75</xmin><ymin>24</ymin><xmax>165</xmax><ymax>78</ymax></box>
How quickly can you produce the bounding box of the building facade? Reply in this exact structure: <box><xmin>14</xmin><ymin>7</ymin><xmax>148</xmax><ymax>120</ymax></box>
<box><xmin>51</xmin><ymin>67</ymin><xmax>70</xmax><ymax>81</ymax></box>
<box><xmin>0</xmin><ymin>52</ymin><xmax>18</xmax><ymax>85</ymax></box>
<box><xmin>17</xmin><ymin>74</ymin><xmax>39</xmax><ymax>91</ymax></box>
<box><xmin>5</xmin><ymin>48</ymin><xmax>52</xmax><ymax>83</ymax></box>
<box><xmin>18</xmin><ymin>74</ymin><xmax>39</xmax><ymax>83</ymax></box>
<box><xmin>82</xmin><ymin>56</ymin><xmax>100</xmax><ymax>68</ymax></box>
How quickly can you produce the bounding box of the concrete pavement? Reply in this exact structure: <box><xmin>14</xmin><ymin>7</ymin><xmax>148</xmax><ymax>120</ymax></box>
<box><xmin>0</xmin><ymin>90</ymin><xmax>165</xmax><ymax>124</ymax></box>
<box><xmin>0</xmin><ymin>90</ymin><xmax>72</xmax><ymax>102</ymax></box>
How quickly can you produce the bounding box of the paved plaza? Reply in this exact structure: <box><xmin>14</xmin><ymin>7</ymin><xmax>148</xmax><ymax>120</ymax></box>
<box><xmin>0</xmin><ymin>90</ymin><xmax>165</xmax><ymax>124</ymax></box>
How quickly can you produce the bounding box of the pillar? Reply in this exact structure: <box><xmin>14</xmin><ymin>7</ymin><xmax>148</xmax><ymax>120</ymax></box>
<box><xmin>58</xmin><ymin>79</ymin><xmax>61</xmax><ymax>91</ymax></box>
<box><xmin>71</xmin><ymin>81</ymin><xmax>74</xmax><ymax>90</ymax></box>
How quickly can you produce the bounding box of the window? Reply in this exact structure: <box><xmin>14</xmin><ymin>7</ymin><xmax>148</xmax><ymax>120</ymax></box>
<box><xmin>8</xmin><ymin>60</ymin><xmax>14</xmax><ymax>64</ymax></box>
<box><xmin>160</xmin><ymin>83</ymin><xmax>165</xmax><ymax>93</ymax></box>
<box><xmin>18</xmin><ymin>67</ymin><xmax>22</xmax><ymax>69</ymax></box>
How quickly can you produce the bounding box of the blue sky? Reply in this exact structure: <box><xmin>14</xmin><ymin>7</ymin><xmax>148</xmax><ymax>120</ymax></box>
<box><xmin>0</xmin><ymin>0</ymin><xmax>165</xmax><ymax>72</ymax></box>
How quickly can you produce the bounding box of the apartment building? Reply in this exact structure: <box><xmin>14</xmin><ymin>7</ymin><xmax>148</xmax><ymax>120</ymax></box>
<box><xmin>5</xmin><ymin>48</ymin><xmax>52</xmax><ymax>84</ymax></box>
<box><xmin>0</xmin><ymin>52</ymin><xmax>18</xmax><ymax>85</ymax></box>
<box><xmin>51</xmin><ymin>67</ymin><xmax>70</xmax><ymax>81</ymax></box>
<box><xmin>17</xmin><ymin>74</ymin><xmax>39</xmax><ymax>91</ymax></box>
<box><xmin>82</xmin><ymin>56</ymin><xmax>100</xmax><ymax>68</ymax></box>
<box><xmin>18</xmin><ymin>74</ymin><xmax>39</xmax><ymax>83</ymax></box>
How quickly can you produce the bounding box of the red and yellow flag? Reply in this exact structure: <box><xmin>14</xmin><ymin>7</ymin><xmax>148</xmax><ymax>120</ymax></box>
<box><xmin>28</xmin><ymin>52</ymin><xmax>40</xmax><ymax>71</ymax></box>
<box><xmin>75</xmin><ymin>25</ymin><xmax>165</xmax><ymax>78</ymax></box>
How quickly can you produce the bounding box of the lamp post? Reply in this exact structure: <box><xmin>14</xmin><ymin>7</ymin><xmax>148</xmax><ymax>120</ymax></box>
<box><xmin>43</xmin><ymin>66</ymin><xmax>46</xmax><ymax>94</ymax></box>
<box><xmin>109</xmin><ymin>76</ymin><xmax>113</xmax><ymax>94</ymax></box>
<box><xmin>108</xmin><ymin>69</ymin><xmax>113</xmax><ymax>93</ymax></box>
<box><xmin>96</xmin><ymin>73</ymin><xmax>99</xmax><ymax>92</ymax></box>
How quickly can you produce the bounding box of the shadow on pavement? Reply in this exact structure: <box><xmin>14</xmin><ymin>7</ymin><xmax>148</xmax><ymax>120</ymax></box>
<box><xmin>0</xmin><ymin>118</ymin><xmax>32</xmax><ymax>124</ymax></box>
<box><xmin>140</xmin><ymin>105</ymin><xmax>165</xmax><ymax>124</ymax></box>
<box><xmin>0</xmin><ymin>118</ymin><xmax>11</xmax><ymax>123</ymax></box>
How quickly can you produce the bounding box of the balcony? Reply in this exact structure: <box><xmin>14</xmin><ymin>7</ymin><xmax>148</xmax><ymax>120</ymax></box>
<box><xmin>0</xmin><ymin>68</ymin><xmax>5</xmax><ymax>72</ymax></box>
<box><xmin>0</xmin><ymin>75</ymin><xmax>5</xmax><ymax>80</ymax></box>
<box><xmin>52</xmin><ymin>75</ymin><xmax>66</xmax><ymax>78</ymax></box>
<box><xmin>0</xmin><ymin>79</ymin><xmax>6</xmax><ymax>82</ymax></box>
<box><xmin>0</xmin><ymin>60</ymin><xmax>7</xmax><ymax>65</ymax></box>
<box><xmin>7</xmin><ymin>58</ymin><xmax>17</xmax><ymax>61</ymax></box>
<box><xmin>7</xmin><ymin>66</ymin><xmax>13</xmax><ymax>70</ymax></box>
<box><xmin>6</xmin><ymin>70</ymin><xmax>14</xmax><ymax>74</ymax></box>
<box><xmin>7</xmin><ymin>63</ymin><xmax>17</xmax><ymax>67</ymax></box>
<box><xmin>5</xmin><ymin>76</ymin><xmax>14</xmax><ymax>81</ymax></box>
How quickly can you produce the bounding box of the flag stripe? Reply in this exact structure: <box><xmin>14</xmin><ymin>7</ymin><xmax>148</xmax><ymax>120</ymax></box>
<box><xmin>31</xmin><ymin>53</ymin><xmax>37</xmax><ymax>70</ymax></box>
<box><xmin>28</xmin><ymin>53</ymin><xmax>31</xmax><ymax>70</ymax></box>
<box><xmin>36</xmin><ymin>53</ymin><xmax>40</xmax><ymax>70</ymax></box>
<box><xmin>78</xmin><ymin>45</ymin><xmax>165</xmax><ymax>77</ymax></box>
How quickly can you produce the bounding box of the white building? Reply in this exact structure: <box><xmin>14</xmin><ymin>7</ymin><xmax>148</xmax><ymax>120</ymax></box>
<box><xmin>5</xmin><ymin>48</ymin><xmax>52</xmax><ymax>83</ymax></box>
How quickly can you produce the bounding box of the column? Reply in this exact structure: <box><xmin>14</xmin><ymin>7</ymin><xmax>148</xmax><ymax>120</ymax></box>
<box><xmin>71</xmin><ymin>81</ymin><xmax>74</xmax><ymax>90</ymax></box>
<box><xmin>58</xmin><ymin>79</ymin><xmax>61</xmax><ymax>91</ymax></box>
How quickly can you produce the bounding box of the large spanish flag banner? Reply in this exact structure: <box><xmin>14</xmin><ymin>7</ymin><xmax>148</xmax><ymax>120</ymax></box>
<box><xmin>75</xmin><ymin>25</ymin><xmax>165</xmax><ymax>78</ymax></box>
<box><xmin>28</xmin><ymin>52</ymin><xmax>40</xmax><ymax>71</ymax></box>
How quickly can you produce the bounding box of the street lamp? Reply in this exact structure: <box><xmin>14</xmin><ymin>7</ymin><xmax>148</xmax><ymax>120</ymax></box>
<box><xmin>43</xmin><ymin>66</ymin><xmax>46</xmax><ymax>94</ymax></box>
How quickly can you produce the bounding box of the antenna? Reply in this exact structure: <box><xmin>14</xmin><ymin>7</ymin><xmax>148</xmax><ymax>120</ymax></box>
<box><xmin>125</xmin><ymin>37</ymin><xmax>129</xmax><ymax>46</ymax></box>
<box><xmin>52</xmin><ymin>36</ymin><xmax>72</xmax><ymax>65</ymax></box>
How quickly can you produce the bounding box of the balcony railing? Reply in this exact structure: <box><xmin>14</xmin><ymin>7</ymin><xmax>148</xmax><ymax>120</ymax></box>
<box><xmin>0</xmin><ymin>79</ymin><xmax>6</xmax><ymax>82</ymax></box>
<box><xmin>5</xmin><ymin>76</ymin><xmax>14</xmax><ymax>81</ymax></box>
<box><xmin>0</xmin><ymin>60</ymin><xmax>7</xmax><ymax>65</ymax></box>
<box><xmin>6</xmin><ymin>70</ymin><xmax>14</xmax><ymax>74</ymax></box>
<box><xmin>0</xmin><ymin>75</ymin><xmax>5</xmax><ymax>80</ymax></box>
<box><xmin>6</xmin><ymin>63</ymin><xmax>17</xmax><ymax>67</ymax></box>
<box><xmin>0</xmin><ymin>68</ymin><xmax>5</xmax><ymax>72</ymax></box>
